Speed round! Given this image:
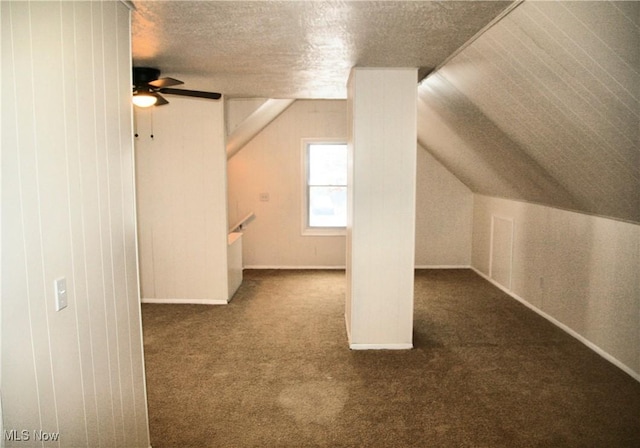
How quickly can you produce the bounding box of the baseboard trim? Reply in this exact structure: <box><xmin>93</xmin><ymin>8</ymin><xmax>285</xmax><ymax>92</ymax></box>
<box><xmin>245</xmin><ymin>265</ymin><xmax>471</xmax><ymax>270</ymax></box>
<box><xmin>349</xmin><ymin>343</ymin><xmax>414</xmax><ymax>350</ymax></box>
<box><xmin>344</xmin><ymin>314</ymin><xmax>413</xmax><ymax>350</ymax></box>
<box><xmin>414</xmin><ymin>265</ymin><xmax>471</xmax><ymax>269</ymax></box>
<box><xmin>344</xmin><ymin>313</ymin><xmax>352</xmax><ymax>345</ymax></box>
<box><xmin>243</xmin><ymin>265</ymin><xmax>346</xmax><ymax>270</ymax></box>
<box><xmin>470</xmin><ymin>266</ymin><xmax>640</xmax><ymax>383</ymax></box>
<box><xmin>141</xmin><ymin>298</ymin><xmax>228</xmax><ymax>305</ymax></box>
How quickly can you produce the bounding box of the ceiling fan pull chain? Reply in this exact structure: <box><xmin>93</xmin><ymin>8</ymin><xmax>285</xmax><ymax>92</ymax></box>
<box><xmin>150</xmin><ymin>109</ymin><xmax>154</xmax><ymax>139</ymax></box>
<box><xmin>133</xmin><ymin>110</ymin><xmax>139</xmax><ymax>138</ymax></box>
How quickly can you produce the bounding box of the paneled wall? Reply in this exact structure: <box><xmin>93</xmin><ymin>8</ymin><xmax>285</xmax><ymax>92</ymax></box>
<box><xmin>1</xmin><ymin>1</ymin><xmax>149</xmax><ymax>446</ymax></box>
<box><xmin>472</xmin><ymin>195</ymin><xmax>640</xmax><ymax>380</ymax></box>
<box><xmin>227</xmin><ymin>100</ymin><xmax>348</xmax><ymax>268</ymax></box>
<box><xmin>415</xmin><ymin>145</ymin><xmax>472</xmax><ymax>267</ymax></box>
<box><xmin>418</xmin><ymin>0</ymin><xmax>640</xmax><ymax>224</ymax></box>
<box><xmin>227</xmin><ymin>100</ymin><xmax>473</xmax><ymax>268</ymax></box>
<box><xmin>135</xmin><ymin>96</ymin><xmax>229</xmax><ymax>303</ymax></box>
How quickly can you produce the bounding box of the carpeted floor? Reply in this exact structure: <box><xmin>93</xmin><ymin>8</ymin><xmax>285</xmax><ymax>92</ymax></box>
<box><xmin>141</xmin><ymin>269</ymin><xmax>640</xmax><ymax>447</ymax></box>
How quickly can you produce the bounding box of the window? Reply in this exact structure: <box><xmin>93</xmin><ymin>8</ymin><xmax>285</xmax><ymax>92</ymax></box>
<box><xmin>303</xmin><ymin>141</ymin><xmax>347</xmax><ymax>234</ymax></box>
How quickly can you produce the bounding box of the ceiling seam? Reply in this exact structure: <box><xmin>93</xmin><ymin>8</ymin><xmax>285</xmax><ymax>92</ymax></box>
<box><xmin>420</xmin><ymin>0</ymin><xmax>525</xmax><ymax>85</ymax></box>
<box><xmin>119</xmin><ymin>1</ymin><xmax>135</xmax><ymax>12</ymax></box>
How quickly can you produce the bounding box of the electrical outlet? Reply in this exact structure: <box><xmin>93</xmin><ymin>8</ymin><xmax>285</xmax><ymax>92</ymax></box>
<box><xmin>259</xmin><ymin>192</ymin><xmax>270</xmax><ymax>202</ymax></box>
<box><xmin>54</xmin><ymin>277</ymin><xmax>68</xmax><ymax>311</ymax></box>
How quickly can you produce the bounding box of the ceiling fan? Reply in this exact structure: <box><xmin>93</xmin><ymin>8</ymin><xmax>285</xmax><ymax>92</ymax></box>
<box><xmin>132</xmin><ymin>67</ymin><xmax>221</xmax><ymax>107</ymax></box>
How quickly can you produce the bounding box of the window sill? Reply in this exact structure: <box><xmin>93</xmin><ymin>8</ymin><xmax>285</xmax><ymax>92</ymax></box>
<box><xmin>302</xmin><ymin>227</ymin><xmax>346</xmax><ymax>237</ymax></box>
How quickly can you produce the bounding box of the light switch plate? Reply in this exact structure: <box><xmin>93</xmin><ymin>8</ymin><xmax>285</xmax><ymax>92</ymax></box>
<box><xmin>54</xmin><ymin>277</ymin><xmax>68</xmax><ymax>311</ymax></box>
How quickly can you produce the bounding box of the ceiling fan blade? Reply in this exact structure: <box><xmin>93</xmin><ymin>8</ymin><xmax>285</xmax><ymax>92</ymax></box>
<box><xmin>159</xmin><ymin>87</ymin><xmax>221</xmax><ymax>100</ymax></box>
<box><xmin>148</xmin><ymin>77</ymin><xmax>184</xmax><ymax>88</ymax></box>
<box><xmin>153</xmin><ymin>92</ymin><xmax>169</xmax><ymax>106</ymax></box>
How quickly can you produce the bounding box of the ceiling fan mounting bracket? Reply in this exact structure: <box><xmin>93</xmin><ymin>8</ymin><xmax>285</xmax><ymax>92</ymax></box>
<box><xmin>133</xmin><ymin>67</ymin><xmax>161</xmax><ymax>85</ymax></box>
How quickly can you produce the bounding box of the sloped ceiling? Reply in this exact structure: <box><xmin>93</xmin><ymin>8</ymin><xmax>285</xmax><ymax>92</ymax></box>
<box><xmin>131</xmin><ymin>0</ymin><xmax>512</xmax><ymax>98</ymax></box>
<box><xmin>418</xmin><ymin>1</ymin><xmax>639</xmax><ymax>224</ymax></box>
<box><xmin>132</xmin><ymin>1</ymin><xmax>638</xmax><ymax>223</ymax></box>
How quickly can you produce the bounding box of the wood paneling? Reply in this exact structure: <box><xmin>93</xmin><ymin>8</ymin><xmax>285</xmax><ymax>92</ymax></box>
<box><xmin>227</xmin><ymin>100</ymin><xmax>474</xmax><ymax>269</ymax></box>
<box><xmin>1</xmin><ymin>1</ymin><xmax>149</xmax><ymax>446</ymax></box>
<box><xmin>346</xmin><ymin>68</ymin><xmax>417</xmax><ymax>348</ymax></box>
<box><xmin>227</xmin><ymin>100</ymin><xmax>348</xmax><ymax>268</ymax></box>
<box><xmin>418</xmin><ymin>0</ymin><xmax>640</xmax><ymax>224</ymax></box>
<box><xmin>226</xmin><ymin>99</ymin><xmax>295</xmax><ymax>158</ymax></box>
<box><xmin>490</xmin><ymin>216</ymin><xmax>514</xmax><ymax>289</ymax></box>
<box><xmin>414</xmin><ymin>145</ymin><xmax>473</xmax><ymax>268</ymax></box>
<box><xmin>135</xmin><ymin>96</ymin><xmax>229</xmax><ymax>303</ymax></box>
<box><xmin>473</xmin><ymin>195</ymin><xmax>640</xmax><ymax>379</ymax></box>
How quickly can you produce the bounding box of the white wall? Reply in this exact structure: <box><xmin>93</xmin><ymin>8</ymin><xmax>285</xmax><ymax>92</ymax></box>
<box><xmin>227</xmin><ymin>100</ymin><xmax>473</xmax><ymax>269</ymax></box>
<box><xmin>472</xmin><ymin>195</ymin><xmax>640</xmax><ymax>380</ymax></box>
<box><xmin>227</xmin><ymin>100</ymin><xmax>348</xmax><ymax>268</ymax></box>
<box><xmin>225</xmin><ymin>98</ymin><xmax>268</xmax><ymax>135</ymax></box>
<box><xmin>1</xmin><ymin>1</ymin><xmax>150</xmax><ymax>446</ymax></box>
<box><xmin>415</xmin><ymin>145</ymin><xmax>472</xmax><ymax>267</ymax></box>
<box><xmin>135</xmin><ymin>96</ymin><xmax>229</xmax><ymax>303</ymax></box>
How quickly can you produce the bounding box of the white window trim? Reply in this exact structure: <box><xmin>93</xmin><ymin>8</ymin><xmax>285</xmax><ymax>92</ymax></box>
<box><xmin>301</xmin><ymin>138</ymin><xmax>347</xmax><ymax>237</ymax></box>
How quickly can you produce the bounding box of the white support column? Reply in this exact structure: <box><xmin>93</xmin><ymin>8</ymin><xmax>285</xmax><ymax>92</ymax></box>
<box><xmin>345</xmin><ymin>68</ymin><xmax>418</xmax><ymax>349</ymax></box>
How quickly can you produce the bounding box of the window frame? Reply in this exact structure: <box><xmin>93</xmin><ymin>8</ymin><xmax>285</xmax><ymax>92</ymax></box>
<box><xmin>301</xmin><ymin>138</ymin><xmax>348</xmax><ymax>236</ymax></box>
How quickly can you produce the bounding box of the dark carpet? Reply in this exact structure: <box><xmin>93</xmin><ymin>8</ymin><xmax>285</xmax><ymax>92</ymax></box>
<box><xmin>142</xmin><ymin>269</ymin><xmax>640</xmax><ymax>447</ymax></box>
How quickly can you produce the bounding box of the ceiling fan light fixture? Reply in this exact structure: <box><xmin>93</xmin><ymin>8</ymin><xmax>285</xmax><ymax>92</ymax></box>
<box><xmin>132</xmin><ymin>67</ymin><xmax>221</xmax><ymax>107</ymax></box>
<box><xmin>132</xmin><ymin>91</ymin><xmax>157</xmax><ymax>108</ymax></box>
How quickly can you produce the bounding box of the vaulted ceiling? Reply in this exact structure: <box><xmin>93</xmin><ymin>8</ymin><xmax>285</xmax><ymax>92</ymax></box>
<box><xmin>418</xmin><ymin>1</ymin><xmax>639</xmax><ymax>223</ymax></box>
<box><xmin>131</xmin><ymin>0</ymin><xmax>513</xmax><ymax>98</ymax></box>
<box><xmin>131</xmin><ymin>0</ymin><xmax>639</xmax><ymax>224</ymax></box>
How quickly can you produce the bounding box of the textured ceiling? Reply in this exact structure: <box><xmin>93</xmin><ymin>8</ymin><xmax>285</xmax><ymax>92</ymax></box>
<box><xmin>131</xmin><ymin>0</ymin><xmax>512</xmax><ymax>99</ymax></box>
<box><xmin>132</xmin><ymin>0</ymin><xmax>639</xmax><ymax>224</ymax></box>
<box><xmin>418</xmin><ymin>0</ymin><xmax>640</xmax><ymax>223</ymax></box>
